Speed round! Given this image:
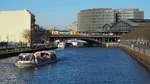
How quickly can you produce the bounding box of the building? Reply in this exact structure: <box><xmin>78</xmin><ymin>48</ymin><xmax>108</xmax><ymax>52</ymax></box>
<box><xmin>0</xmin><ymin>10</ymin><xmax>35</xmax><ymax>42</ymax></box>
<box><xmin>32</xmin><ymin>24</ymin><xmax>48</xmax><ymax>44</ymax></box>
<box><xmin>77</xmin><ymin>8</ymin><xmax>144</xmax><ymax>33</ymax></box>
<box><xmin>115</xmin><ymin>9</ymin><xmax>144</xmax><ymax>20</ymax></box>
<box><xmin>103</xmin><ymin>19</ymin><xmax>150</xmax><ymax>34</ymax></box>
<box><xmin>78</xmin><ymin>8</ymin><xmax>115</xmax><ymax>32</ymax></box>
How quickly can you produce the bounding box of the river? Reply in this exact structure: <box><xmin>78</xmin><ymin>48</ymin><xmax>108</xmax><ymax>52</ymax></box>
<box><xmin>0</xmin><ymin>48</ymin><xmax>150</xmax><ymax>84</ymax></box>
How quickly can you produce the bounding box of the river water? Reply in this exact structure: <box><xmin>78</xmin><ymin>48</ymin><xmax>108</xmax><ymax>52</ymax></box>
<box><xmin>0</xmin><ymin>48</ymin><xmax>150</xmax><ymax>84</ymax></box>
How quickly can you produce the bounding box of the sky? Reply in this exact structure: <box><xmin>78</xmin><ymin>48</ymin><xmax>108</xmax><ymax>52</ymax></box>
<box><xmin>0</xmin><ymin>0</ymin><xmax>150</xmax><ymax>29</ymax></box>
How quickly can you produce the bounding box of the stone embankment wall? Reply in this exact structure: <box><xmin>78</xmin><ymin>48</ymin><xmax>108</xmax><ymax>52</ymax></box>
<box><xmin>104</xmin><ymin>43</ymin><xmax>150</xmax><ymax>70</ymax></box>
<box><xmin>119</xmin><ymin>44</ymin><xmax>150</xmax><ymax>70</ymax></box>
<box><xmin>0</xmin><ymin>47</ymin><xmax>57</xmax><ymax>59</ymax></box>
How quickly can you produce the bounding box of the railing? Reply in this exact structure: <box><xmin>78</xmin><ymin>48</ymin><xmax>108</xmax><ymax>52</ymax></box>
<box><xmin>120</xmin><ymin>41</ymin><xmax>150</xmax><ymax>56</ymax></box>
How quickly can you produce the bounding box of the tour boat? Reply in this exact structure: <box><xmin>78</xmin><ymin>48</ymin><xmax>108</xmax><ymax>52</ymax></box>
<box><xmin>57</xmin><ymin>42</ymin><xmax>65</xmax><ymax>49</ymax></box>
<box><xmin>15</xmin><ymin>51</ymin><xmax>57</xmax><ymax>68</ymax></box>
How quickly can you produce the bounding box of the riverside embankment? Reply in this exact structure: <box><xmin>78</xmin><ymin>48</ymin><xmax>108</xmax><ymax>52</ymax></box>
<box><xmin>105</xmin><ymin>42</ymin><xmax>150</xmax><ymax>71</ymax></box>
<box><xmin>0</xmin><ymin>47</ymin><xmax>57</xmax><ymax>58</ymax></box>
<box><xmin>120</xmin><ymin>45</ymin><xmax>150</xmax><ymax>70</ymax></box>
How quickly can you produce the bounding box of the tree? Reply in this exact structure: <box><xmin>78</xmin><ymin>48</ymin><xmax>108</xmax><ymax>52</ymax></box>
<box><xmin>22</xmin><ymin>29</ymin><xmax>31</xmax><ymax>43</ymax></box>
<box><xmin>22</xmin><ymin>28</ymin><xmax>49</xmax><ymax>44</ymax></box>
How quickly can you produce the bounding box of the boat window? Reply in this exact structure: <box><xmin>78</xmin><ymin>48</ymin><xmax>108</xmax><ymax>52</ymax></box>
<box><xmin>18</xmin><ymin>56</ymin><xmax>30</xmax><ymax>61</ymax></box>
<box><xmin>41</xmin><ymin>53</ymin><xmax>49</xmax><ymax>58</ymax></box>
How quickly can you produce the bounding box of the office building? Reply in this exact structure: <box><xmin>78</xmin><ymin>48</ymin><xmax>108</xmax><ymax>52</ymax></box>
<box><xmin>115</xmin><ymin>9</ymin><xmax>144</xmax><ymax>20</ymax></box>
<box><xmin>77</xmin><ymin>8</ymin><xmax>144</xmax><ymax>32</ymax></box>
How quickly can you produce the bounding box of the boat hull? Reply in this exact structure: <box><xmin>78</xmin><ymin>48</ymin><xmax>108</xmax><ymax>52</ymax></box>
<box><xmin>15</xmin><ymin>51</ymin><xmax>57</xmax><ymax>68</ymax></box>
<box><xmin>15</xmin><ymin>61</ymin><xmax>34</xmax><ymax>68</ymax></box>
<box><xmin>15</xmin><ymin>59</ymin><xmax>57</xmax><ymax>68</ymax></box>
<box><xmin>36</xmin><ymin>58</ymin><xmax>57</xmax><ymax>66</ymax></box>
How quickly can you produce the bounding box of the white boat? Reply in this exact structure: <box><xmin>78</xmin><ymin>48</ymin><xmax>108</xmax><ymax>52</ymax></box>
<box><xmin>57</xmin><ymin>42</ymin><xmax>65</xmax><ymax>49</ymax></box>
<box><xmin>15</xmin><ymin>51</ymin><xmax>57</xmax><ymax>68</ymax></box>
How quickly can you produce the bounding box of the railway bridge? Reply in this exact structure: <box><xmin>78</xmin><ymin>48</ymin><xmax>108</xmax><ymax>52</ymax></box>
<box><xmin>48</xmin><ymin>35</ymin><xmax>120</xmax><ymax>46</ymax></box>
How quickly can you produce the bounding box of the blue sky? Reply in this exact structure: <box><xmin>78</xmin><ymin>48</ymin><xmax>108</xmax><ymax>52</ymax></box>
<box><xmin>0</xmin><ymin>0</ymin><xmax>150</xmax><ymax>29</ymax></box>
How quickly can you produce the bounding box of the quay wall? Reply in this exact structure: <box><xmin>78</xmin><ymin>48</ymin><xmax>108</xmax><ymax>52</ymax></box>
<box><xmin>120</xmin><ymin>45</ymin><xmax>150</xmax><ymax>70</ymax></box>
<box><xmin>0</xmin><ymin>47</ymin><xmax>57</xmax><ymax>59</ymax></box>
<box><xmin>103</xmin><ymin>43</ymin><xmax>120</xmax><ymax>48</ymax></box>
<box><xmin>106</xmin><ymin>43</ymin><xmax>150</xmax><ymax>71</ymax></box>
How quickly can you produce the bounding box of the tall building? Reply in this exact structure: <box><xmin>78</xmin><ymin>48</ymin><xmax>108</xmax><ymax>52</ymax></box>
<box><xmin>116</xmin><ymin>9</ymin><xmax>144</xmax><ymax>20</ymax></box>
<box><xmin>78</xmin><ymin>8</ymin><xmax>115</xmax><ymax>32</ymax></box>
<box><xmin>0</xmin><ymin>10</ymin><xmax>35</xmax><ymax>42</ymax></box>
<box><xmin>77</xmin><ymin>8</ymin><xmax>144</xmax><ymax>32</ymax></box>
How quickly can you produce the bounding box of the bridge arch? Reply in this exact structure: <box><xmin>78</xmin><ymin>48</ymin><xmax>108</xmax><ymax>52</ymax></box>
<box><xmin>79</xmin><ymin>38</ymin><xmax>102</xmax><ymax>47</ymax></box>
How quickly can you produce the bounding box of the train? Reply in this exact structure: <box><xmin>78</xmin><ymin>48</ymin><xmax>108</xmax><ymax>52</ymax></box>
<box><xmin>49</xmin><ymin>30</ymin><xmax>78</xmax><ymax>35</ymax></box>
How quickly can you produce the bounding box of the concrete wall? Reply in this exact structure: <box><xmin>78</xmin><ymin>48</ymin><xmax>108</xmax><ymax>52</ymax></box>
<box><xmin>0</xmin><ymin>10</ymin><xmax>32</xmax><ymax>42</ymax></box>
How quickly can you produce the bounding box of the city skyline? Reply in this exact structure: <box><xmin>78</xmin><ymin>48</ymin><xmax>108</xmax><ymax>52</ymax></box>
<box><xmin>0</xmin><ymin>0</ymin><xmax>150</xmax><ymax>29</ymax></box>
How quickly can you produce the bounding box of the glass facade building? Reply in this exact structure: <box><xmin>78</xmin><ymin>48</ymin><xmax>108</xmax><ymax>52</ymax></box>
<box><xmin>77</xmin><ymin>8</ymin><xmax>144</xmax><ymax>32</ymax></box>
<box><xmin>116</xmin><ymin>9</ymin><xmax>144</xmax><ymax>20</ymax></box>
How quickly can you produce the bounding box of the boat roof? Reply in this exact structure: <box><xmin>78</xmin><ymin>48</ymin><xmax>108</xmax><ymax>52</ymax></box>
<box><xmin>34</xmin><ymin>50</ymin><xmax>56</xmax><ymax>56</ymax></box>
<box><xmin>19</xmin><ymin>53</ymin><xmax>33</xmax><ymax>57</ymax></box>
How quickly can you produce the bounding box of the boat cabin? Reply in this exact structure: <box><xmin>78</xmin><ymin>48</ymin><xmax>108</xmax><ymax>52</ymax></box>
<box><xmin>34</xmin><ymin>51</ymin><xmax>55</xmax><ymax>59</ymax></box>
<box><xmin>17</xmin><ymin>53</ymin><xmax>33</xmax><ymax>61</ymax></box>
